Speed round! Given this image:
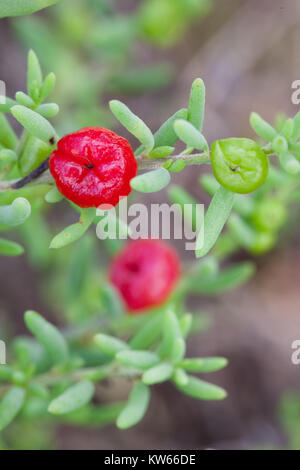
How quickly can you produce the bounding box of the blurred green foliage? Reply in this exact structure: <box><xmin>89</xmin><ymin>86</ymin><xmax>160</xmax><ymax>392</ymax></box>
<box><xmin>12</xmin><ymin>0</ymin><xmax>211</xmax><ymax>132</ymax></box>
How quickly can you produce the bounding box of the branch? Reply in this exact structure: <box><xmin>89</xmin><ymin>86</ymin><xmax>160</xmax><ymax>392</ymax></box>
<box><xmin>137</xmin><ymin>152</ymin><xmax>210</xmax><ymax>170</ymax></box>
<box><xmin>0</xmin><ymin>152</ymin><xmax>210</xmax><ymax>193</ymax></box>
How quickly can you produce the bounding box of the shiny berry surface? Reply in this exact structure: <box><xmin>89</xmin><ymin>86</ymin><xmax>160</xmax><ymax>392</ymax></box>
<box><xmin>109</xmin><ymin>239</ymin><xmax>181</xmax><ymax>313</ymax></box>
<box><xmin>49</xmin><ymin>127</ymin><xmax>137</xmax><ymax>208</ymax></box>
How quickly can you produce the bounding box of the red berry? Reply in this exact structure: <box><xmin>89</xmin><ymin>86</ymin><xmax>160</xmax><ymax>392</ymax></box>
<box><xmin>49</xmin><ymin>127</ymin><xmax>137</xmax><ymax>208</ymax></box>
<box><xmin>109</xmin><ymin>239</ymin><xmax>181</xmax><ymax>313</ymax></box>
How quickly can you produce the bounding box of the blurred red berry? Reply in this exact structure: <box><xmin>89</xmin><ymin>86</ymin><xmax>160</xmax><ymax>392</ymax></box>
<box><xmin>49</xmin><ymin>127</ymin><xmax>137</xmax><ymax>208</ymax></box>
<box><xmin>109</xmin><ymin>239</ymin><xmax>181</xmax><ymax>313</ymax></box>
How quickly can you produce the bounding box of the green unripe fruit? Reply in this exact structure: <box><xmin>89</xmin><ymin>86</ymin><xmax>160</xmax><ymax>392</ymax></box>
<box><xmin>211</xmin><ymin>138</ymin><xmax>269</xmax><ymax>194</ymax></box>
<box><xmin>253</xmin><ymin>199</ymin><xmax>287</xmax><ymax>232</ymax></box>
<box><xmin>250</xmin><ymin>231</ymin><xmax>276</xmax><ymax>255</ymax></box>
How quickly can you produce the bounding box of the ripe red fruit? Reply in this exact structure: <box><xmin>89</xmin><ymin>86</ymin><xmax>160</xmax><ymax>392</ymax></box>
<box><xmin>49</xmin><ymin>127</ymin><xmax>137</xmax><ymax>208</ymax></box>
<box><xmin>109</xmin><ymin>239</ymin><xmax>181</xmax><ymax>313</ymax></box>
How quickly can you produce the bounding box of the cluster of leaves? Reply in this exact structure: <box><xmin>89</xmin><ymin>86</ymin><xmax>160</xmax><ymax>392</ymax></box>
<box><xmin>0</xmin><ymin>50</ymin><xmax>58</xmax><ymax>256</ymax></box>
<box><xmin>0</xmin><ymin>308</ymin><xmax>227</xmax><ymax>436</ymax></box>
<box><xmin>1</xmin><ymin>44</ymin><xmax>300</xmax><ymax>445</ymax></box>
<box><xmin>10</xmin><ymin>0</ymin><xmax>211</xmax><ymax>132</ymax></box>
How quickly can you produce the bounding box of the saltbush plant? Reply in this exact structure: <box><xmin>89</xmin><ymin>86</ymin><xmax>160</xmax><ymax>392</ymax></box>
<box><xmin>0</xmin><ymin>45</ymin><xmax>300</xmax><ymax>447</ymax></box>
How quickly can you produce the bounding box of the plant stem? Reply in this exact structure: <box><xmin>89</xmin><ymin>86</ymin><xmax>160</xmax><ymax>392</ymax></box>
<box><xmin>12</xmin><ymin>157</ymin><xmax>50</xmax><ymax>189</ymax></box>
<box><xmin>137</xmin><ymin>152</ymin><xmax>210</xmax><ymax>169</ymax></box>
<box><xmin>0</xmin><ymin>171</ymin><xmax>54</xmax><ymax>192</ymax></box>
<box><xmin>32</xmin><ymin>361</ymin><xmax>140</xmax><ymax>388</ymax></box>
<box><xmin>0</xmin><ymin>152</ymin><xmax>210</xmax><ymax>193</ymax></box>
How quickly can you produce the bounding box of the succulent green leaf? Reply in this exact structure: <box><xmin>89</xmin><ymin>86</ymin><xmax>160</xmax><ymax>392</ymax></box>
<box><xmin>0</xmin><ymin>197</ymin><xmax>31</xmax><ymax>227</ymax></box>
<box><xmin>191</xmin><ymin>256</ymin><xmax>219</xmax><ymax>280</ymax></box>
<box><xmin>279</xmin><ymin>152</ymin><xmax>300</xmax><ymax>175</ymax></box>
<box><xmin>50</xmin><ymin>223</ymin><xmax>90</xmax><ymax>249</ymax></box>
<box><xmin>179</xmin><ymin>313</ymin><xmax>193</xmax><ymax>338</ymax></box>
<box><xmin>171</xmin><ymin>338</ymin><xmax>186</xmax><ymax>363</ymax></box>
<box><xmin>178</xmin><ymin>357</ymin><xmax>228</xmax><ymax>373</ymax></box>
<box><xmin>12</xmin><ymin>337</ymin><xmax>51</xmax><ymax>374</ymax></box>
<box><xmin>0</xmin><ymin>366</ymin><xmax>15</xmax><ymax>381</ymax></box>
<box><xmin>199</xmin><ymin>174</ymin><xmax>220</xmax><ymax>195</ymax></box>
<box><xmin>27</xmin><ymin>383</ymin><xmax>49</xmax><ymax>399</ymax></box>
<box><xmin>202</xmin><ymin>179</ymin><xmax>256</xmax><ymax>219</ymax></box>
<box><xmin>158</xmin><ymin>309</ymin><xmax>182</xmax><ymax>360</ymax></box>
<box><xmin>64</xmin><ymin>402</ymin><xmax>125</xmax><ymax>427</ymax></box>
<box><xmin>94</xmin><ymin>333</ymin><xmax>129</xmax><ymax>357</ymax></box>
<box><xmin>291</xmin><ymin>110</ymin><xmax>300</xmax><ymax>141</ymax></box>
<box><xmin>174</xmin><ymin>119</ymin><xmax>208</xmax><ymax>151</ymax></box>
<box><xmin>148</xmin><ymin>146</ymin><xmax>174</xmax><ymax>159</ymax></box>
<box><xmin>168</xmin><ymin>160</ymin><xmax>186</xmax><ymax>173</ymax></box>
<box><xmin>196</xmin><ymin>186</ymin><xmax>235</xmax><ymax>258</ymax></box>
<box><xmin>130</xmin><ymin>168</ymin><xmax>170</xmax><ymax>193</ymax></box>
<box><xmin>175</xmin><ymin>375</ymin><xmax>227</xmax><ymax>400</ymax></box>
<box><xmin>109</xmin><ymin>100</ymin><xmax>154</xmax><ymax>152</ymax></box>
<box><xmin>0</xmin><ymin>238</ymin><xmax>24</xmax><ymax>256</ymax></box>
<box><xmin>27</xmin><ymin>50</ymin><xmax>42</xmax><ymax>91</ymax></box>
<box><xmin>0</xmin><ymin>114</ymin><xmax>18</xmax><ymax>149</ymax></box>
<box><xmin>250</xmin><ymin>112</ymin><xmax>277</xmax><ymax>142</ymax></box>
<box><xmin>15</xmin><ymin>91</ymin><xmax>35</xmax><ymax>108</ymax></box>
<box><xmin>117</xmin><ymin>381</ymin><xmax>150</xmax><ymax>429</ymax></box>
<box><xmin>40</xmin><ymin>73</ymin><xmax>56</xmax><ymax>102</ymax></box>
<box><xmin>0</xmin><ymin>0</ymin><xmax>60</xmax><ymax>18</ymax></box>
<box><xmin>186</xmin><ymin>261</ymin><xmax>255</xmax><ymax>294</ymax></box>
<box><xmin>24</xmin><ymin>310</ymin><xmax>69</xmax><ymax>365</ymax></box>
<box><xmin>101</xmin><ymin>282</ymin><xmax>125</xmax><ymax>318</ymax></box>
<box><xmin>142</xmin><ymin>362</ymin><xmax>174</xmax><ymax>385</ymax></box>
<box><xmin>36</xmin><ymin>103</ymin><xmax>59</xmax><ymax>118</ymax></box>
<box><xmin>173</xmin><ymin>368</ymin><xmax>189</xmax><ymax>387</ymax></box>
<box><xmin>130</xmin><ymin>313</ymin><xmax>162</xmax><ymax>350</ymax></box>
<box><xmin>50</xmin><ymin>208</ymin><xmax>95</xmax><ymax>249</ymax></box>
<box><xmin>0</xmin><ymin>149</ymin><xmax>17</xmax><ymax>174</ymax></box>
<box><xmin>48</xmin><ymin>381</ymin><xmax>95</xmax><ymax>415</ymax></box>
<box><xmin>18</xmin><ymin>135</ymin><xmax>51</xmax><ymax>176</ymax></box>
<box><xmin>0</xmin><ymin>97</ymin><xmax>18</xmax><ymax>113</ymax></box>
<box><xmin>272</xmin><ymin>135</ymin><xmax>288</xmax><ymax>154</ymax></box>
<box><xmin>135</xmin><ymin>108</ymin><xmax>188</xmax><ymax>156</ymax></box>
<box><xmin>281</xmin><ymin>118</ymin><xmax>294</xmax><ymax>140</ymax></box>
<box><xmin>188</xmin><ymin>78</ymin><xmax>206</xmax><ymax>130</ymax></box>
<box><xmin>45</xmin><ymin>187</ymin><xmax>64</xmax><ymax>203</ymax></box>
<box><xmin>11</xmin><ymin>105</ymin><xmax>58</xmax><ymax>145</ymax></box>
<box><xmin>0</xmin><ymin>386</ymin><xmax>26</xmax><ymax>431</ymax></box>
